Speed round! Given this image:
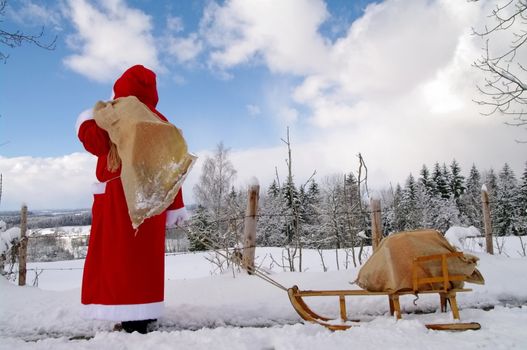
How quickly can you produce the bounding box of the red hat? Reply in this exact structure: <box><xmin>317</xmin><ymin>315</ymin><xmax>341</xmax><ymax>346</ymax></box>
<box><xmin>113</xmin><ymin>65</ymin><xmax>159</xmax><ymax>109</ymax></box>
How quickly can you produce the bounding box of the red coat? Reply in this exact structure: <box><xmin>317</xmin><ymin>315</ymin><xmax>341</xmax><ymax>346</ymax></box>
<box><xmin>78</xmin><ymin>65</ymin><xmax>185</xmax><ymax>321</ymax></box>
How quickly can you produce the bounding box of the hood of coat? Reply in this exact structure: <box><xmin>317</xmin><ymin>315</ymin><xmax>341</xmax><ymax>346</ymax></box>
<box><xmin>113</xmin><ymin>65</ymin><xmax>159</xmax><ymax>109</ymax></box>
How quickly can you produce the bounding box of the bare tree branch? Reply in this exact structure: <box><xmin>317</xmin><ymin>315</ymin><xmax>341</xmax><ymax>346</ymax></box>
<box><xmin>472</xmin><ymin>0</ymin><xmax>527</xmax><ymax>136</ymax></box>
<box><xmin>0</xmin><ymin>0</ymin><xmax>57</xmax><ymax>63</ymax></box>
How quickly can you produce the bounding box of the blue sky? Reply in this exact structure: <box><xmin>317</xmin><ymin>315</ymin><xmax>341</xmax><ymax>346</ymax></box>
<box><xmin>0</xmin><ymin>0</ymin><xmax>369</xmax><ymax>157</ymax></box>
<box><xmin>0</xmin><ymin>0</ymin><xmax>525</xmax><ymax>210</ymax></box>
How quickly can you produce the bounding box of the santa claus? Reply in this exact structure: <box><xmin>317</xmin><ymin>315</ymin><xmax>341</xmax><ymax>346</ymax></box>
<box><xmin>76</xmin><ymin>65</ymin><xmax>188</xmax><ymax>333</ymax></box>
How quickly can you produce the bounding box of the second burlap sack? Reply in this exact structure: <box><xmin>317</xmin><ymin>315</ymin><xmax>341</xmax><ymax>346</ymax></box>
<box><xmin>355</xmin><ymin>229</ymin><xmax>484</xmax><ymax>293</ymax></box>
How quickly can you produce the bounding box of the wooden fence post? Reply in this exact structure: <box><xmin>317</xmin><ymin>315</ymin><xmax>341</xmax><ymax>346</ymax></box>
<box><xmin>18</xmin><ymin>204</ymin><xmax>28</xmax><ymax>286</ymax></box>
<box><xmin>370</xmin><ymin>198</ymin><xmax>382</xmax><ymax>252</ymax></box>
<box><xmin>242</xmin><ymin>180</ymin><xmax>259</xmax><ymax>274</ymax></box>
<box><xmin>481</xmin><ymin>185</ymin><xmax>494</xmax><ymax>255</ymax></box>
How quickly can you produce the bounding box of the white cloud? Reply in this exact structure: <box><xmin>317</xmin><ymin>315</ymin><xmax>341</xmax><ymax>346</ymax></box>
<box><xmin>7</xmin><ymin>0</ymin><xmax>63</xmax><ymax>30</ymax></box>
<box><xmin>246</xmin><ymin>104</ymin><xmax>261</xmax><ymax>116</ymax></box>
<box><xmin>164</xmin><ymin>33</ymin><xmax>204</xmax><ymax>64</ymax></box>
<box><xmin>0</xmin><ymin>153</ymin><xmax>96</xmax><ymax>210</ymax></box>
<box><xmin>161</xmin><ymin>15</ymin><xmax>204</xmax><ymax>64</ymax></box>
<box><xmin>328</xmin><ymin>0</ymin><xmax>464</xmax><ymax>97</ymax></box>
<box><xmin>194</xmin><ymin>0</ymin><xmax>526</xmax><ymax>191</ymax></box>
<box><xmin>172</xmin><ymin>73</ymin><xmax>187</xmax><ymax>86</ymax></box>
<box><xmin>200</xmin><ymin>0</ymin><xmax>330</xmax><ymax>75</ymax></box>
<box><xmin>279</xmin><ymin>107</ymin><xmax>299</xmax><ymax>125</ymax></box>
<box><xmin>62</xmin><ymin>0</ymin><xmax>161</xmax><ymax>82</ymax></box>
<box><xmin>166</xmin><ymin>15</ymin><xmax>184</xmax><ymax>33</ymax></box>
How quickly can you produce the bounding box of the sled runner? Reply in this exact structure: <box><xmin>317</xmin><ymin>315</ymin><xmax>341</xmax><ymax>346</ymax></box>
<box><xmin>287</xmin><ymin>252</ymin><xmax>481</xmax><ymax>331</ymax></box>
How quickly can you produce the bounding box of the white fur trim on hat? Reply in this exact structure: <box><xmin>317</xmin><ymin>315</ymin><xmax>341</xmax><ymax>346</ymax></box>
<box><xmin>75</xmin><ymin>108</ymin><xmax>94</xmax><ymax>136</ymax></box>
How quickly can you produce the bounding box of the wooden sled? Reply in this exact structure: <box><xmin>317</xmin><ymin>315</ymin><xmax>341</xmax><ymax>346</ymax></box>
<box><xmin>288</xmin><ymin>252</ymin><xmax>481</xmax><ymax>332</ymax></box>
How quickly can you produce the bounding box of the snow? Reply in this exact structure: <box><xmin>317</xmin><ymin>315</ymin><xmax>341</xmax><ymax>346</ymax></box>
<box><xmin>445</xmin><ymin>226</ymin><xmax>482</xmax><ymax>250</ymax></box>
<box><xmin>0</xmin><ymin>227</ymin><xmax>21</xmax><ymax>255</ymax></box>
<box><xmin>1</xmin><ymin>240</ymin><xmax>527</xmax><ymax>349</ymax></box>
<box><xmin>247</xmin><ymin>176</ymin><xmax>259</xmax><ymax>188</ymax></box>
<box><xmin>35</xmin><ymin>226</ymin><xmax>91</xmax><ymax>236</ymax></box>
<box><xmin>357</xmin><ymin>230</ymin><xmax>368</xmax><ymax>240</ymax></box>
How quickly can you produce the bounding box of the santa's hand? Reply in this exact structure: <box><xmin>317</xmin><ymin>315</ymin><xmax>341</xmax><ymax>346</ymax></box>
<box><xmin>166</xmin><ymin>207</ymin><xmax>189</xmax><ymax>228</ymax></box>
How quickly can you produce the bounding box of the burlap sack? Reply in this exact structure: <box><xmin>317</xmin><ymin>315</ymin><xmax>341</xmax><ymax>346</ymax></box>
<box><xmin>355</xmin><ymin>229</ymin><xmax>484</xmax><ymax>293</ymax></box>
<box><xmin>93</xmin><ymin>96</ymin><xmax>196</xmax><ymax>229</ymax></box>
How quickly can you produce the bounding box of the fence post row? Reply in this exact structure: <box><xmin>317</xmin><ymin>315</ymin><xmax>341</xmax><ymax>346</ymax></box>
<box><xmin>9</xmin><ymin>183</ymin><xmax>499</xmax><ymax>287</ymax></box>
<box><xmin>242</xmin><ymin>183</ymin><xmax>260</xmax><ymax>274</ymax></box>
<box><xmin>18</xmin><ymin>204</ymin><xmax>28</xmax><ymax>286</ymax></box>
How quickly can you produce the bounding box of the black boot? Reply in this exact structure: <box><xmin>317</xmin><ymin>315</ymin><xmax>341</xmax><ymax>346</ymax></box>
<box><xmin>121</xmin><ymin>319</ymin><xmax>156</xmax><ymax>334</ymax></box>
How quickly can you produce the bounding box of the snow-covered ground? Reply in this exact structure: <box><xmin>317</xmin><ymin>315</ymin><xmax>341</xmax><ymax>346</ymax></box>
<box><xmin>1</xmin><ymin>235</ymin><xmax>527</xmax><ymax>349</ymax></box>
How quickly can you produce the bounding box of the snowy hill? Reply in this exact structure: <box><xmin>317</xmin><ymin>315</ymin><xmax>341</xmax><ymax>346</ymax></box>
<box><xmin>1</xmin><ymin>241</ymin><xmax>527</xmax><ymax>349</ymax></box>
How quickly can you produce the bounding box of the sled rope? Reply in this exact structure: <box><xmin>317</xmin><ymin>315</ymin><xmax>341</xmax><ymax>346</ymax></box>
<box><xmin>188</xmin><ymin>229</ymin><xmax>288</xmax><ymax>291</ymax></box>
<box><xmin>245</xmin><ymin>265</ymin><xmax>288</xmax><ymax>291</ymax></box>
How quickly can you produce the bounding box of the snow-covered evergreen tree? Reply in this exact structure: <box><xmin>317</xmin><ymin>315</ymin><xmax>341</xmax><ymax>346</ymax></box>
<box><xmin>482</xmin><ymin>168</ymin><xmax>498</xmax><ymax>196</ymax></box>
<box><xmin>188</xmin><ymin>205</ymin><xmax>213</xmax><ymax>251</ymax></box>
<box><xmin>419</xmin><ymin>164</ymin><xmax>435</xmax><ymax>195</ymax></box>
<box><xmin>380</xmin><ymin>187</ymin><xmax>396</xmax><ymax>235</ymax></box>
<box><xmin>224</xmin><ymin>186</ymin><xmax>245</xmax><ymax>247</ymax></box>
<box><xmin>299</xmin><ymin>179</ymin><xmax>322</xmax><ymax>247</ymax></box>
<box><xmin>268</xmin><ymin>179</ymin><xmax>280</xmax><ymax>197</ymax></box>
<box><xmin>387</xmin><ymin>184</ymin><xmax>405</xmax><ymax>232</ymax></box>
<box><xmin>429</xmin><ymin>196</ymin><xmax>461</xmax><ymax>232</ymax></box>
<box><xmin>256</xmin><ymin>185</ymin><xmax>284</xmax><ymax>247</ymax></box>
<box><xmin>432</xmin><ymin>163</ymin><xmax>450</xmax><ymax>199</ymax></box>
<box><xmin>414</xmin><ymin>181</ymin><xmax>434</xmax><ymax>229</ymax></box>
<box><xmin>441</xmin><ymin>163</ymin><xmax>454</xmax><ymax>198</ymax></box>
<box><xmin>518</xmin><ymin>162</ymin><xmax>527</xmax><ymax>235</ymax></box>
<box><xmin>494</xmin><ymin>163</ymin><xmax>519</xmax><ymax>236</ymax></box>
<box><xmin>343</xmin><ymin>173</ymin><xmax>366</xmax><ymax>243</ymax></box>
<box><xmin>282</xmin><ymin>176</ymin><xmax>299</xmax><ymax>245</ymax></box>
<box><xmin>400</xmin><ymin>174</ymin><xmax>421</xmax><ymax>230</ymax></box>
<box><xmin>460</xmin><ymin>164</ymin><xmax>484</xmax><ymax>230</ymax></box>
<box><xmin>450</xmin><ymin>160</ymin><xmax>465</xmax><ymax>199</ymax></box>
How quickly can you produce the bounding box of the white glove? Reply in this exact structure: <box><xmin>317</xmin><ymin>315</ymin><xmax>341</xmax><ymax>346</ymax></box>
<box><xmin>166</xmin><ymin>207</ymin><xmax>189</xmax><ymax>228</ymax></box>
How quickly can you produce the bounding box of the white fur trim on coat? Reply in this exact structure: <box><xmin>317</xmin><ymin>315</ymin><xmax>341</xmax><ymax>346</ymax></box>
<box><xmin>91</xmin><ymin>182</ymin><xmax>107</xmax><ymax>195</ymax></box>
<box><xmin>76</xmin><ymin>108</ymin><xmax>94</xmax><ymax>136</ymax></box>
<box><xmin>166</xmin><ymin>207</ymin><xmax>189</xmax><ymax>228</ymax></box>
<box><xmin>82</xmin><ymin>302</ymin><xmax>164</xmax><ymax>321</ymax></box>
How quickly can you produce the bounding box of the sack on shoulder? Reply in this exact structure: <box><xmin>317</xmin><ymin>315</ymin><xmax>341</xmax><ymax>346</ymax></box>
<box><xmin>94</xmin><ymin>96</ymin><xmax>196</xmax><ymax>229</ymax></box>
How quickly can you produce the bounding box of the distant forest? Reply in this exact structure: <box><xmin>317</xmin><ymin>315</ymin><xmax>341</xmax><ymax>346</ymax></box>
<box><xmin>0</xmin><ymin>210</ymin><xmax>91</xmax><ymax>229</ymax></box>
<box><xmin>189</xmin><ymin>149</ymin><xmax>527</xmax><ymax>255</ymax></box>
